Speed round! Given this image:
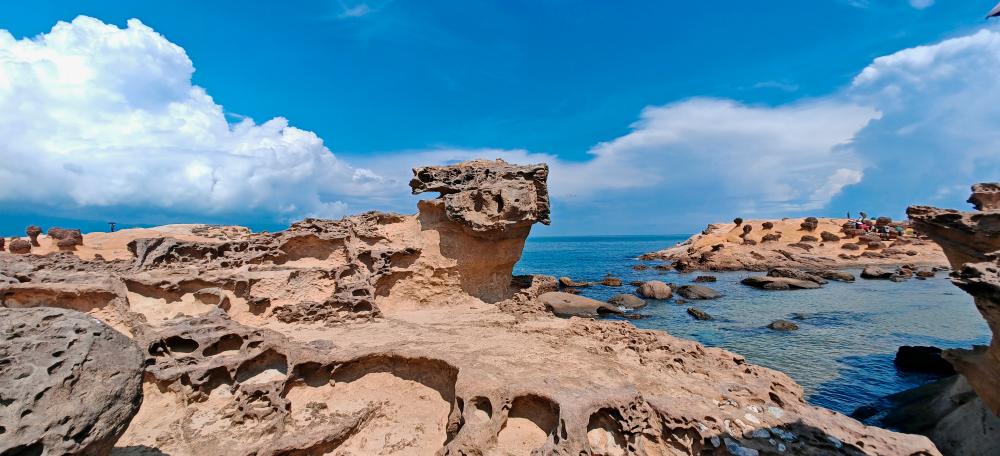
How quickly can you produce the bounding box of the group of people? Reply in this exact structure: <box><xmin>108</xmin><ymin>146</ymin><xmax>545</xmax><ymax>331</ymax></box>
<box><xmin>847</xmin><ymin>212</ymin><xmax>914</xmax><ymax>240</ymax></box>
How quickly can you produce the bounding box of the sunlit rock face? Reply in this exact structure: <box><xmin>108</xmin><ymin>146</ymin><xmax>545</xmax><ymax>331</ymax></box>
<box><xmin>908</xmin><ymin>184</ymin><xmax>1000</xmax><ymax>415</ymax></box>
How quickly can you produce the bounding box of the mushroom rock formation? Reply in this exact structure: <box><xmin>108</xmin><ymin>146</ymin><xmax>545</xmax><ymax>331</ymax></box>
<box><xmin>0</xmin><ymin>159</ymin><xmax>941</xmax><ymax>455</ymax></box>
<box><xmin>968</xmin><ymin>182</ymin><xmax>1000</xmax><ymax>211</ymax></box>
<box><xmin>48</xmin><ymin>227</ymin><xmax>84</xmax><ymax>248</ymax></box>
<box><xmin>8</xmin><ymin>238</ymin><xmax>31</xmax><ymax>254</ymax></box>
<box><xmin>25</xmin><ymin>225</ymin><xmax>41</xmax><ymax>246</ymax></box>
<box><xmin>0</xmin><ymin>307</ymin><xmax>143</xmax><ymax>455</ymax></box>
<box><xmin>908</xmin><ymin>189</ymin><xmax>1000</xmax><ymax>415</ymax></box>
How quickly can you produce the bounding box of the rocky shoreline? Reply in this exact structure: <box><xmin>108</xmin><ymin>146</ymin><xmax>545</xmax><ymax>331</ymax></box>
<box><xmin>0</xmin><ymin>159</ymin><xmax>949</xmax><ymax>455</ymax></box>
<box><xmin>640</xmin><ymin>217</ymin><xmax>948</xmax><ymax>273</ymax></box>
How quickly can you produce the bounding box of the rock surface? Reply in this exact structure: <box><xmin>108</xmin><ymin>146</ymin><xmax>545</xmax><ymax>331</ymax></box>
<box><xmin>676</xmin><ymin>284</ymin><xmax>721</xmax><ymax>300</ymax></box>
<box><xmin>686</xmin><ymin>307</ymin><xmax>712</xmax><ymax>321</ymax></box>
<box><xmin>638</xmin><ymin>280</ymin><xmax>672</xmax><ymax>299</ymax></box>
<box><xmin>608</xmin><ymin>294</ymin><xmax>647</xmax><ymax>309</ymax></box>
<box><xmin>740</xmin><ymin>275</ymin><xmax>822</xmax><ymax>290</ymax></box>
<box><xmin>0</xmin><ymin>160</ymin><xmax>941</xmax><ymax>455</ymax></box>
<box><xmin>642</xmin><ymin>217</ymin><xmax>946</xmax><ymax>272</ymax></box>
<box><xmin>540</xmin><ymin>291</ymin><xmax>623</xmax><ymax>317</ymax></box>
<box><xmin>0</xmin><ymin>307</ymin><xmax>144</xmax><ymax>456</ymax></box>
<box><xmin>908</xmin><ymin>189</ymin><xmax>1000</xmax><ymax>417</ymax></box>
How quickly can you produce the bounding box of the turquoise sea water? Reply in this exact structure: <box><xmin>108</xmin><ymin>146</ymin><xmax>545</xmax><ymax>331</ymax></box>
<box><xmin>513</xmin><ymin>235</ymin><xmax>991</xmax><ymax>416</ymax></box>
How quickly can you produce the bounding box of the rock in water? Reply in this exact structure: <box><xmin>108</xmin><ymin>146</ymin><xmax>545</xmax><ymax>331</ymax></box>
<box><xmin>768</xmin><ymin>320</ymin><xmax>799</xmax><ymax>331</ymax></box>
<box><xmin>638</xmin><ymin>280</ymin><xmax>672</xmax><ymax>299</ymax></box>
<box><xmin>894</xmin><ymin>346</ymin><xmax>956</xmax><ymax>376</ymax></box>
<box><xmin>608</xmin><ymin>294</ymin><xmax>646</xmax><ymax>309</ymax></box>
<box><xmin>693</xmin><ymin>275</ymin><xmax>717</xmax><ymax>283</ymax></box>
<box><xmin>767</xmin><ymin>267</ymin><xmax>827</xmax><ymax>285</ymax></box>
<box><xmin>540</xmin><ymin>292</ymin><xmax>624</xmax><ymax>317</ymax></box>
<box><xmin>558</xmin><ymin>276</ymin><xmax>591</xmax><ymax>287</ymax></box>
<box><xmin>687</xmin><ymin>307</ymin><xmax>712</xmax><ymax>320</ymax></box>
<box><xmin>740</xmin><ymin>276</ymin><xmax>821</xmax><ymax>290</ymax></box>
<box><xmin>810</xmin><ymin>269</ymin><xmax>855</xmax><ymax>282</ymax></box>
<box><xmin>0</xmin><ymin>307</ymin><xmax>143</xmax><ymax>455</ymax></box>
<box><xmin>676</xmin><ymin>284</ymin><xmax>721</xmax><ymax>300</ymax></box>
<box><xmin>600</xmin><ymin>276</ymin><xmax>622</xmax><ymax>287</ymax></box>
<box><xmin>861</xmin><ymin>266</ymin><xmax>894</xmax><ymax>279</ymax></box>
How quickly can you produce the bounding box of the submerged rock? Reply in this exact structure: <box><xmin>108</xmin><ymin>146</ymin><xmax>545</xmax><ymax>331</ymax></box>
<box><xmin>687</xmin><ymin>307</ymin><xmax>712</xmax><ymax>321</ymax></box>
<box><xmin>693</xmin><ymin>275</ymin><xmax>717</xmax><ymax>283</ymax></box>
<box><xmin>768</xmin><ymin>320</ymin><xmax>799</xmax><ymax>331</ymax></box>
<box><xmin>676</xmin><ymin>284</ymin><xmax>721</xmax><ymax>300</ymax></box>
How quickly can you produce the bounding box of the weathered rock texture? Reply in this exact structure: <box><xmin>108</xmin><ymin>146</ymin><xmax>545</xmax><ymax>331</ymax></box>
<box><xmin>642</xmin><ymin>217</ymin><xmax>946</xmax><ymax>272</ymax></box>
<box><xmin>0</xmin><ymin>307</ymin><xmax>144</xmax><ymax>456</ymax></box>
<box><xmin>0</xmin><ymin>160</ymin><xmax>940</xmax><ymax>455</ymax></box>
<box><xmin>908</xmin><ymin>187</ymin><xmax>1000</xmax><ymax>417</ymax></box>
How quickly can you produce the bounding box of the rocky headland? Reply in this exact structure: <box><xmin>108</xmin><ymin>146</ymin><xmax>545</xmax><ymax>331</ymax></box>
<box><xmin>0</xmin><ymin>159</ymin><xmax>943</xmax><ymax>455</ymax></box>
<box><xmin>641</xmin><ymin>217</ymin><xmax>947</xmax><ymax>272</ymax></box>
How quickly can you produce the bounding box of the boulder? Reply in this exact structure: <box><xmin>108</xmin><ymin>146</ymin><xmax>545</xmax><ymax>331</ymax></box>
<box><xmin>800</xmin><ymin>235</ymin><xmax>819</xmax><ymax>243</ymax></box>
<box><xmin>0</xmin><ymin>307</ymin><xmax>144</xmax><ymax>455</ymax></box>
<box><xmin>867</xmin><ymin>241</ymin><xmax>885</xmax><ymax>250</ymax></box>
<box><xmin>25</xmin><ymin>225</ymin><xmax>42</xmax><ymax>246</ymax></box>
<box><xmin>767</xmin><ymin>267</ymin><xmax>827</xmax><ymax>285</ymax></box>
<box><xmin>638</xmin><ymin>281</ymin><xmax>672</xmax><ymax>299</ymax></box>
<box><xmin>47</xmin><ymin>227</ymin><xmax>84</xmax><ymax>246</ymax></box>
<box><xmin>967</xmin><ymin>182</ymin><xmax>1000</xmax><ymax>211</ymax></box>
<box><xmin>733</xmin><ymin>217</ymin><xmax>744</xmax><ymax>226</ymax></box>
<box><xmin>600</xmin><ymin>276</ymin><xmax>622</xmax><ymax>287</ymax></box>
<box><xmin>676</xmin><ymin>285</ymin><xmax>721</xmax><ymax>300</ymax></box>
<box><xmin>686</xmin><ymin>307</ymin><xmax>712</xmax><ymax>320</ymax></box>
<box><xmin>788</xmin><ymin>242</ymin><xmax>814</xmax><ymax>251</ymax></box>
<box><xmin>540</xmin><ymin>292</ymin><xmax>624</xmax><ymax>317</ymax></box>
<box><xmin>559</xmin><ymin>277</ymin><xmax>591</xmax><ymax>288</ymax></box>
<box><xmin>8</xmin><ymin>238</ymin><xmax>31</xmax><ymax>254</ymax></box>
<box><xmin>810</xmin><ymin>270</ymin><xmax>855</xmax><ymax>282</ymax></box>
<box><xmin>608</xmin><ymin>294</ymin><xmax>647</xmax><ymax>310</ymax></box>
<box><xmin>842</xmin><ymin>243</ymin><xmax>861</xmax><ymax>251</ymax></box>
<box><xmin>876</xmin><ymin>216</ymin><xmax>893</xmax><ymax>227</ymax></box>
<box><xmin>761</xmin><ymin>233</ymin><xmax>782</xmax><ymax>243</ymax></box>
<box><xmin>915</xmin><ymin>269</ymin><xmax>935</xmax><ymax>279</ymax></box>
<box><xmin>894</xmin><ymin>346</ymin><xmax>956</xmax><ymax>376</ymax></box>
<box><xmin>741</xmin><ymin>276</ymin><xmax>822</xmax><ymax>290</ymax></box>
<box><xmin>768</xmin><ymin>319</ymin><xmax>799</xmax><ymax>331</ymax></box>
<box><xmin>693</xmin><ymin>275</ymin><xmax>717</xmax><ymax>283</ymax></box>
<box><xmin>861</xmin><ymin>266</ymin><xmax>894</xmax><ymax>280</ymax></box>
<box><xmin>820</xmin><ymin>231</ymin><xmax>840</xmax><ymax>242</ymax></box>
<box><xmin>0</xmin><ymin>237</ymin><xmax>4</xmax><ymax>250</ymax></box>
<box><xmin>740</xmin><ymin>225</ymin><xmax>752</xmax><ymax>237</ymax></box>
<box><xmin>761</xmin><ymin>221</ymin><xmax>774</xmax><ymax>230</ymax></box>
<box><xmin>742</xmin><ymin>239</ymin><xmax>757</xmax><ymax>246</ymax></box>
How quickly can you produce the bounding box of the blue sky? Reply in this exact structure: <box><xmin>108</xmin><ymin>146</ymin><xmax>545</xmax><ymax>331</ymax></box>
<box><xmin>1</xmin><ymin>1</ymin><xmax>999</xmax><ymax>235</ymax></box>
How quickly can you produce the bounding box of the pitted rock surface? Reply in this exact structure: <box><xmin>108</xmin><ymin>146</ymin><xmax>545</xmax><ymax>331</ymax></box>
<box><xmin>0</xmin><ymin>307</ymin><xmax>143</xmax><ymax>456</ymax></box>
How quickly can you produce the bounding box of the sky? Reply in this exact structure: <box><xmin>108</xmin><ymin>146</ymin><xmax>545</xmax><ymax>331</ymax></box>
<box><xmin>1</xmin><ymin>0</ymin><xmax>1000</xmax><ymax>236</ymax></box>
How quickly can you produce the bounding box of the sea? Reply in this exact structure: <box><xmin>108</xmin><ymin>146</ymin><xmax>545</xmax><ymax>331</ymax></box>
<box><xmin>513</xmin><ymin>235</ymin><xmax>991</xmax><ymax>417</ymax></box>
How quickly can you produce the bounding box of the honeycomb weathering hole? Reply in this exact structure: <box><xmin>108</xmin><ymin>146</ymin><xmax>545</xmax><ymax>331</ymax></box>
<box><xmin>587</xmin><ymin>408</ymin><xmax>628</xmax><ymax>456</ymax></box>
<box><xmin>496</xmin><ymin>395</ymin><xmax>560</xmax><ymax>454</ymax></box>
<box><xmin>235</xmin><ymin>350</ymin><xmax>288</xmax><ymax>384</ymax></box>
<box><xmin>202</xmin><ymin>333</ymin><xmax>243</xmax><ymax>357</ymax></box>
<box><xmin>468</xmin><ymin>397</ymin><xmax>492</xmax><ymax>425</ymax></box>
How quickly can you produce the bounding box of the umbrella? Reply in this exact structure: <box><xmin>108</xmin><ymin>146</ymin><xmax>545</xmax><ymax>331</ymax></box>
<box><xmin>990</xmin><ymin>2</ymin><xmax>1000</xmax><ymax>18</ymax></box>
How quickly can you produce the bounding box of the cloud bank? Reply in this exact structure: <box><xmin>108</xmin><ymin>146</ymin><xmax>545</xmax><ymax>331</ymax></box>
<box><xmin>0</xmin><ymin>17</ymin><xmax>387</xmax><ymax>223</ymax></box>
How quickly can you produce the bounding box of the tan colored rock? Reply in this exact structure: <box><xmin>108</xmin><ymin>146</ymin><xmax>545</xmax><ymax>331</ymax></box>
<box><xmin>539</xmin><ymin>291</ymin><xmax>623</xmax><ymax>317</ymax></box>
<box><xmin>967</xmin><ymin>182</ymin><xmax>1000</xmax><ymax>211</ymax></box>
<box><xmin>638</xmin><ymin>280</ymin><xmax>672</xmax><ymax>299</ymax></box>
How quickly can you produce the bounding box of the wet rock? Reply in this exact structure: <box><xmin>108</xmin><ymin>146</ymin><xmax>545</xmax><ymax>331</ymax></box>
<box><xmin>676</xmin><ymin>284</ymin><xmax>721</xmax><ymax>300</ymax></box>
<box><xmin>967</xmin><ymin>182</ymin><xmax>1000</xmax><ymax>211</ymax></box>
<box><xmin>559</xmin><ymin>277</ymin><xmax>591</xmax><ymax>288</ymax></box>
<box><xmin>767</xmin><ymin>267</ymin><xmax>827</xmax><ymax>285</ymax></box>
<box><xmin>740</xmin><ymin>276</ymin><xmax>821</xmax><ymax>290</ymax></box>
<box><xmin>8</xmin><ymin>238</ymin><xmax>31</xmax><ymax>254</ymax></box>
<box><xmin>0</xmin><ymin>307</ymin><xmax>144</xmax><ymax>455</ymax></box>
<box><xmin>686</xmin><ymin>307</ymin><xmax>712</xmax><ymax>320</ymax></box>
<box><xmin>767</xmin><ymin>320</ymin><xmax>799</xmax><ymax>331</ymax></box>
<box><xmin>608</xmin><ymin>294</ymin><xmax>647</xmax><ymax>310</ymax></box>
<box><xmin>638</xmin><ymin>280</ymin><xmax>672</xmax><ymax>299</ymax></box>
<box><xmin>540</xmin><ymin>292</ymin><xmax>623</xmax><ymax>317</ymax></box>
<box><xmin>600</xmin><ymin>276</ymin><xmax>622</xmax><ymax>287</ymax></box>
<box><xmin>894</xmin><ymin>346</ymin><xmax>956</xmax><ymax>376</ymax></box>
<box><xmin>25</xmin><ymin>225</ymin><xmax>42</xmax><ymax>246</ymax></box>
<box><xmin>861</xmin><ymin>266</ymin><xmax>894</xmax><ymax>280</ymax></box>
<box><xmin>693</xmin><ymin>275</ymin><xmax>717</xmax><ymax>283</ymax></box>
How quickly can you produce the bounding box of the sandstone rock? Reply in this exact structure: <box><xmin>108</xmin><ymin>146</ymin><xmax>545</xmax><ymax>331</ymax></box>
<box><xmin>768</xmin><ymin>320</ymin><xmax>799</xmax><ymax>331</ymax></box>
<box><xmin>0</xmin><ymin>307</ymin><xmax>143</xmax><ymax>455</ymax></box>
<box><xmin>608</xmin><ymin>294</ymin><xmax>647</xmax><ymax>309</ymax></box>
<box><xmin>25</xmin><ymin>225</ymin><xmax>41</xmax><ymax>246</ymax></box>
<box><xmin>686</xmin><ymin>307</ymin><xmax>712</xmax><ymax>320</ymax></box>
<box><xmin>8</xmin><ymin>238</ymin><xmax>30</xmax><ymax>254</ymax></box>
<box><xmin>820</xmin><ymin>231</ymin><xmax>840</xmax><ymax>242</ymax></box>
<box><xmin>968</xmin><ymin>182</ymin><xmax>1000</xmax><ymax>211</ymax></box>
<box><xmin>559</xmin><ymin>276</ymin><xmax>591</xmax><ymax>288</ymax></box>
<box><xmin>761</xmin><ymin>233</ymin><xmax>782</xmax><ymax>243</ymax></box>
<box><xmin>841</xmin><ymin>243</ymin><xmax>861</xmax><ymax>251</ymax></box>
<box><xmin>693</xmin><ymin>275</ymin><xmax>717</xmax><ymax>283</ymax></box>
<box><xmin>741</xmin><ymin>276</ymin><xmax>821</xmax><ymax>290</ymax></box>
<box><xmin>916</xmin><ymin>269</ymin><xmax>935</xmax><ymax>279</ymax></box>
<box><xmin>762</xmin><ymin>221</ymin><xmax>774</xmax><ymax>230</ymax></box>
<box><xmin>861</xmin><ymin>266</ymin><xmax>894</xmax><ymax>280</ymax></box>
<box><xmin>895</xmin><ymin>346</ymin><xmax>956</xmax><ymax>376</ymax></box>
<box><xmin>539</xmin><ymin>292</ymin><xmax>623</xmax><ymax>317</ymax></box>
<box><xmin>733</xmin><ymin>217</ymin><xmax>744</xmax><ymax>226</ymax></box>
<box><xmin>810</xmin><ymin>270</ymin><xmax>855</xmax><ymax>282</ymax></box>
<box><xmin>868</xmin><ymin>241</ymin><xmax>885</xmax><ymax>250</ymax></box>
<box><xmin>767</xmin><ymin>267</ymin><xmax>827</xmax><ymax>285</ymax></box>
<box><xmin>600</xmin><ymin>276</ymin><xmax>622</xmax><ymax>287</ymax></box>
<box><xmin>741</xmin><ymin>225</ymin><xmax>752</xmax><ymax>238</ymax></box>
<box><xmin>410</xmin><ymin>159</ymin><xmax>550</xmax><ymax>235</ymax></box>
<box><xmin>800</xmin><ymin>235</ymin><xmax>819</xmax><ymax>243</ymax></box>
<box><xmin>638</xmin><ymin>280</ymin><xmax>672</xmax><ymax>299</ymax></box>
<box><xmin>676</xmin><ymin>284</ymin><xmax>721</xmax><ymax>300</ymax></box>
<box><xmin>876</xmin><ymin>216</ymin><xmax>893</xmax><ymax>227</ymax></box>
<box><xmin>48</xmin><ymin>227</ymin><xmax>83</xmax><ymax>247</ymax></box>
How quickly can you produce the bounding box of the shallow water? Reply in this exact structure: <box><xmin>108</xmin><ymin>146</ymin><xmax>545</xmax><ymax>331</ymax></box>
<box><xmin>513</xmin><ymin>235</ymin><xmax>991</xmax><ymax>416</ymax></box>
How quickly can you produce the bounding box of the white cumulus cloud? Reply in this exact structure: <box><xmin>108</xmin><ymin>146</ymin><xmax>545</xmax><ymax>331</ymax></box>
<box><xmin>0</xmin><ymin>16</ymin><xmax>386</xmax><ymax>222</ymax></box>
